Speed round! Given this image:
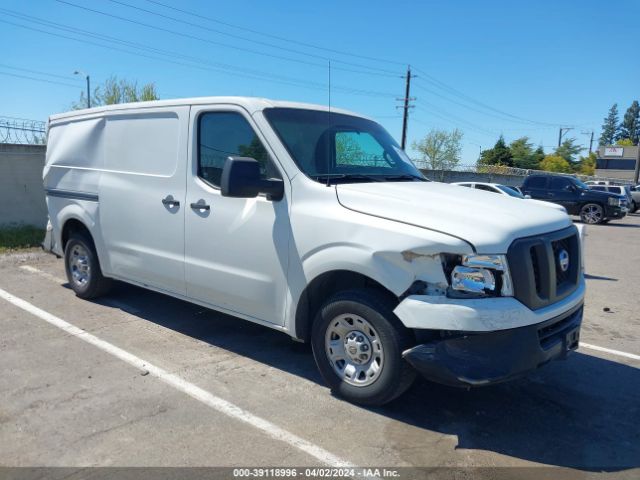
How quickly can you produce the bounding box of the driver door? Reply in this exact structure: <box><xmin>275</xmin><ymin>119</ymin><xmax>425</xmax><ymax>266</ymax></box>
<box><xmin>184</xmin><ymin>105</ymin><xmax>290</xmax><ymax>326</ymax></box>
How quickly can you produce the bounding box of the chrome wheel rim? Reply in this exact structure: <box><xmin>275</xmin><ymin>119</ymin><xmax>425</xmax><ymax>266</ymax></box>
<box><xmin>582</xmin><ymin>204</ymin><xmax>602</xmax><ymax>224</ymax></box>
<box><xmin>69</xmin><ymin>244</ymin><xmax>91</xmax><ymax>287</ymax></box>
<box><xmin>325</xmin><ymin>314</ymin><xmax>384</xmax><ymax>387</ymax></box>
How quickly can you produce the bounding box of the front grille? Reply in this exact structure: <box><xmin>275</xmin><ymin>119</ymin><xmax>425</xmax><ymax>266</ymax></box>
<box><xmin>552</xmin><ymin>237</ymin><xmax>571</xmax><ymax>286</ymax></box>
<box><xmin>507</xmin><ymin>226</ymin><xmax>580</xmax><ymax>310</ymax></box>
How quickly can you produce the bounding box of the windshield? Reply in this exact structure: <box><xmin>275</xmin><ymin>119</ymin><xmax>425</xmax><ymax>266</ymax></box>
<box><xmin>263</xmin><ymin>108</ymin><xmax>425</xmax><ymax>183</ymax></box>
<box><xmin>496</xmin><ymin>185</ymin><xmax>525</xmax><ymax>198</ymax></box>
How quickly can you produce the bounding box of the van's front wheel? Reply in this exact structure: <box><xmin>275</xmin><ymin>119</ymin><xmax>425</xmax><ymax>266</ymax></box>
<box><xmin>311</xmin><ymin>289</ymin><xmax>416</xmax><ymax>406</ymax></box>
<box><xmin>64</xmin><ymin>233</ymin><xmax>112</xmax><ymax>299</ymax></box>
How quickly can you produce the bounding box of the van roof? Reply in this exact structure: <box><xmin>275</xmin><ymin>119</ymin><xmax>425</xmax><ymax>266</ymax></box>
<box><xmin>49</xmin><ymin>96</ymin><xmax>364</xmax><ymax>123</ymax></box>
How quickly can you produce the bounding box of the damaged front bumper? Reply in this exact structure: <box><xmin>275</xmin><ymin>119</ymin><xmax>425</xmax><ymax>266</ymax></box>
<box><xmin>403</xmin><ymin>302</ymin><xmax>583</xmax><ymax>387</ymax></box>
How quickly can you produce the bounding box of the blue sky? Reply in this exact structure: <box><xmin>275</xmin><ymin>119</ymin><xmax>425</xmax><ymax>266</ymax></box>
<box><xmin>1</xmin><ymin>0</ymin><xmax>638</xmax><ymax>163</ymax></box>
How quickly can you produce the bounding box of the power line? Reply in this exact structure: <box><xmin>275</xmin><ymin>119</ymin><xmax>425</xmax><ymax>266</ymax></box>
<box><xmin>0</xmin><ymin>14</ymin><xmax>397</xmax><ymax>99</ymax></box>
<box><xmin>413</xmin><ymin>66</ymin><xmax>568</xmax><ymax>128</ymax></box>
<box><xmin>104</xmin><ymin>0</ymin><xmax>400</xmax><ymax>77</ymax></box>
<box><xmin>0</xmin><ymin>63</ymin><xmax>81</xmax><ymax>83</ymax></box>
<box><xmin>413</xmin><ymin>79</ymin><xmax>561</xmax><ymax>128</ymax></box>
<box><xmin>0</xmin><ymin>70</ymin><xmax>80</xmax><ymax>89</ymax></box>
<box><xmin>143</xmin><ymin>0</ymin><xmax>406</xmax><ymax>68</ymax></box>
<box><xmin>54</xmin><ymin>0</ymin><xmax>398</xmax><ymax>78</ymax></box>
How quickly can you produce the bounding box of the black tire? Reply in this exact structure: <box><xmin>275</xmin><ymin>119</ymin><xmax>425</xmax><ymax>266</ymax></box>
<box><xmin>631</xmin><ymin>201</ymin><xmax>638</xmax><ymax>214</ymax></box>
<box><xmin>64</xmin><ymin>232</ymin><xmax>112</xmax><ymax>299</ymax></box>
<box><xmin>579</xmin><ymin>203</ymin><xmax>605</xmax><ymax>224</ymax></box>
<box><xmin>311</xmin><ymin>289</ymin><xmax>417</xmax><ymax>406</ymax></box>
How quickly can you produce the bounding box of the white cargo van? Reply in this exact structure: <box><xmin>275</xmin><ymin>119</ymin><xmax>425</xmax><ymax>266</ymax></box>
<box><xmin>44</xmin><ymin>97</ymin><xmax>585</xmax><ymax>405</ymax></box>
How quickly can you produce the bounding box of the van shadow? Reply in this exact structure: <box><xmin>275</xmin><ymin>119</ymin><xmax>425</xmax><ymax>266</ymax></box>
<box><xmin>103</xmin><ymin>283</ymin><xmax>639</xmax><ymax>472</ymax></box>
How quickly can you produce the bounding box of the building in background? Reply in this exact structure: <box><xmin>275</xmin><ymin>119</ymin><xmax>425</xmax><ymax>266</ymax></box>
<box><xmin>595</xmin><ymin>145</ymin><xmax>639</xmax><ymax>181</ymax></box>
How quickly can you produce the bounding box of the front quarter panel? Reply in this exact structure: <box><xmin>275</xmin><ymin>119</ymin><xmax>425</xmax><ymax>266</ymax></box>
<box><xmin>285</xmin><ymin>176</ymin><xmax>472</xmax><ymax>333</ymax></box>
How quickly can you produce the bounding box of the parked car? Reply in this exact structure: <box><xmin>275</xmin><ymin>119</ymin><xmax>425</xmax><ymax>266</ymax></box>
<box><xmin>522</xmin><ymin>174</ymin><xmax>625</xmax><ymax>224</ymax></box>
<box><xmin>43</xmin><ymin>97</ymin><xmax>585</xmax><ymax>406</ymax></box>
<box><xmin>630</xmin><ymin>185</ymin><xmax>640</xmax><ymax>212</ymax></box>
<box><xmin>588</xmin><ymin>185</ymin><xmax>634</xmax><ymax>213</ymax></box>
<box><xmin>452</xmin><ymin>182</ymin><xmax>568</xmax><ymax>213</ymax></box>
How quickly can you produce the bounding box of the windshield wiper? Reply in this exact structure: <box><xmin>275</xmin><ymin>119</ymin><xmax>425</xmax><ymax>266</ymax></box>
<box><xmin>381</xmin><ymin>174</ymin><xmax>428</xmax><ymax>182</ymax></box>
<box><xmin>311</xmin><ymin>173</ymin><xmax>386</xmax><ymax>185</ymax></box>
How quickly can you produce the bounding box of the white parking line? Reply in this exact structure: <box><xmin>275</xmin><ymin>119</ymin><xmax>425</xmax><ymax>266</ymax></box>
<box><xmin>581</xmin><ymin>343</ymin><xmax>640</xmax><ymax>362</ymax></box>
<box><xmin>0</xmin><ymin>287</ymin><xmax>355</xmax><ymax>469</ymax></box>
<box><xmin>18</xmin><ymin>265</ymin><xmax>640</xmax><ymax>364</ymax></box>
<box><xmin>20</xmin><ymin>265</ymin><xmax>66</xmax><ymax>284</ymax></box>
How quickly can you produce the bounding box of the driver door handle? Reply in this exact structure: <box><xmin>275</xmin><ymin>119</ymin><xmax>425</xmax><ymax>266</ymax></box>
<box><xmin>190</xmin><ymin>202</ymin><xmax>210</xmax><ymax>211</ymax></box>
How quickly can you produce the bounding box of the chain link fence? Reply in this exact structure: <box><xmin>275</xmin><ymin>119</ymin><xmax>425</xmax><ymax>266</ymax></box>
<box><xmin>413</xmin><ymin>161</ymin><xmax>634</xmax><ymax>185</ymax></box>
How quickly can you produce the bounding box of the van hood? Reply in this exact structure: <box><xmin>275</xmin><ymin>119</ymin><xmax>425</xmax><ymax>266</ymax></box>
<box><xmin>336</xmin><ymin>181</ymin><xmax>573</xmax><ymax>253</ymax></box>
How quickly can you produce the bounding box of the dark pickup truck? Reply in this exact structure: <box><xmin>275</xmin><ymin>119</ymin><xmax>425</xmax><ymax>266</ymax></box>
<box><xmin>522</xmin><ymin>174</ymin><xmax>625</xmax><ymax>225</ymax></box>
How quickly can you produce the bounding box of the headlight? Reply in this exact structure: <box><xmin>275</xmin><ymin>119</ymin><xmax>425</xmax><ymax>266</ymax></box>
<box><xmin>451</xmin><ymin>266</ymin><xmax>495</xmax><ymax>293</ymax></box>
<box><xmin>608</xmin><ymin>197</ymin><xmax>620</xmax><ymax>206</ymax></box>
<box><xmin>443</xmin><ymin>254</ymin><xmax>513</xmax><ymax>298</ymax></box>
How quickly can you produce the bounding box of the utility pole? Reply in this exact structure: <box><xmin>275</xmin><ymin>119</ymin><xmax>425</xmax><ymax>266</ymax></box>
<box><xmin>74</xmin><ymin>70</ymin><xmax>91</xmax><ymax>108</ymax></box>
<box><xmin>399</xmin><ymin>65</ymin><xmax>415</xmax><ymax>150</ymax></box>
<box><xmin>634</xmin><ymin>144</ymin><xmax>640</xmax><ymax>184</ymax></box>
<box><xmin>581</xmin><ymin>130</ymin><xmax>594</xmax><ymax>154</ymax></box>
<box><xmin>558</xmin><ymin>127</ymin><xmax>573</xmax><ymax>147</ymax></box>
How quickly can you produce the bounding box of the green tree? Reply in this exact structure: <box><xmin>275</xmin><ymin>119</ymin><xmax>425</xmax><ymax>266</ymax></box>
<box><xmin>578</xmin><ymin>152</ymin><xmax>596</xmax><ymax>175</ymax></box>
<box><xmin>599</xmin><ymin>104</ymin><xmax>620</xmax><ymax>145</ymax></box>
<box><xmin>532</xmin><ymin>145</ymin><xmax>545</xmax><ymax>168</ymax></box>
<box><xmin>412</xmin><ymin>128</ymin><xmax>463</xmax><ymax>170</ymax></box>
<box><xmin>72</xmin><ymin>75</ymin><xmax>159</xmax><ymax>109</ymax></box>
<box><xmin>619</xmin><ymin>100</ymin><xmax>639</xmax><ymax>145</ymax></box>
<box><xmin>478</xmin><ymin>135</ymin><xmax>513</xmax><ymax>167</ymax></box>
<box><xmin>616</xmin><ymin>138</ymin><xmax>634</xmax><ymax>146</ymax></box>
<box><xmin>555</xmin><ymin>138</ymin><xmax>583</xmax><ymax>165</ymax></box>
<box><xmin>509</xmin><ymin>136</ymin><xmax>540</xmax><ymax>169</ymax></box>
<box><xmin>540</xmin><ymin>155</ymin><xmax>572</xmax><ymax>173</ymax></box>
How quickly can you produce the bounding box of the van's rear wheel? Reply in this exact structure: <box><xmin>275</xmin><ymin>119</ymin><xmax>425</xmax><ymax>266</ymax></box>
<box><xmin>311</xmin><ymin>289</ymin><xmax>416</xmax><ymax>406</ymax></box>
<box><xmin>64</xmin><ymin>233</ymin><xmax>112</xmax><ymax>299</ymax></box>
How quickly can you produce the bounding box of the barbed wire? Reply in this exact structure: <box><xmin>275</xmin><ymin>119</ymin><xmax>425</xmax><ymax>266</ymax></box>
<box><xmin>0</xmin><ymin>116</ymin><xmax>47</xmax><ymax>145</ymax></box>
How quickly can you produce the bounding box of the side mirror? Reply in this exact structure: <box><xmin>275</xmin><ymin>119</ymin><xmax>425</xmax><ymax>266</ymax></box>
<box><xmin>565</xmin><ymin>184</ymin><xmax>575</xmax><ymax>192</ymax></box>
<box><xmin>220</xmin><ymin>157</ymin><xmax>284</xmax><ymax>201</ymax></box>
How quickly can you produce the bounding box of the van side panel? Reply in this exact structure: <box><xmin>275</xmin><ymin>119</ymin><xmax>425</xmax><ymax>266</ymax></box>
<box><xmin>99</xmin><ymin>107</ymin><xmax>189</xmax><ymax>295</ymax></box>
<box><xmin>44</xmin><ymin>116</ymin><xmax>106</xmax><ymax>256</ymax></box>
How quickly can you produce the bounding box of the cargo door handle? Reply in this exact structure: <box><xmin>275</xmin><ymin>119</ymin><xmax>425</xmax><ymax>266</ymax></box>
<box><xmin>190</xmin><ymin>201</ymin><xmax>210</xmax><ymax>211</ymax></box>
<box><xmin>162</xmin><ymin>195</ymin><xmax>180</xmax><ymax>207</ymax></box>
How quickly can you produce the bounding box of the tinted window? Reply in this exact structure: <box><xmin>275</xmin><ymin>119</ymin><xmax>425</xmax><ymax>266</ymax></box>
<box><xmin>198</xmin><ymin>112</ymin><xmax>279</xmax><ymax>187</ymax></box>
<box><xmin>497</xmin><ymin>185</ymin><xmax>525</xmax><ymax>198</ymax></box>
<box><xmin>526</xmin><ymin>176</ymin><xmax>547</xmax><ymax>189</ymax></box>
<box><xmin>608</xmin><ymin>187</ymin><xmax>622</xmax><ymax>194</ymax></box>
<box><xmin>591</xmin><ymin>186</ymin><xmax>606</xmax><ymax>191</ymax></box>
<box><xmin>549</xmin><ymin>177</ymin><xmax>573</xmax><ymax>190</ymax></box>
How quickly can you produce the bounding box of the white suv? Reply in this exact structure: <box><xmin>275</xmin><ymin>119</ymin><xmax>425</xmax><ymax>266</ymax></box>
<box><xmin>43</xmin><ymin>97</ymin><xmax>585</xmax><ymax>405</ymax></box>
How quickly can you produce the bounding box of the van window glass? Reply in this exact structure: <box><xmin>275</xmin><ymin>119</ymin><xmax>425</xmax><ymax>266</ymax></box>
<box><xmin>549</xmin><ymin>177</ymin><xmax>572</xmax><ymax>190</ymax></box>
<box><xmin>526</xmin><ymin>176</ymin><xmax>546</xmax><ymax>189</ymax></box>
<box><xmin>264</xmin><ymin>108</ymin><xmax>424</xmax><ymax>183</ymax></box>
<box><xmin>591</xmin><ymin>186</ymin><xmax>606</xmax><ymax>191</ymax></box>
<box><xmin>198</xmin><ymin>112</ymin><xmax>279</xmax><ymax>187</ymax></box>
<box><xmin>608</xmin><ymin>187</ymin><xmax>621</xmax><ymax>194</ymax></box>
